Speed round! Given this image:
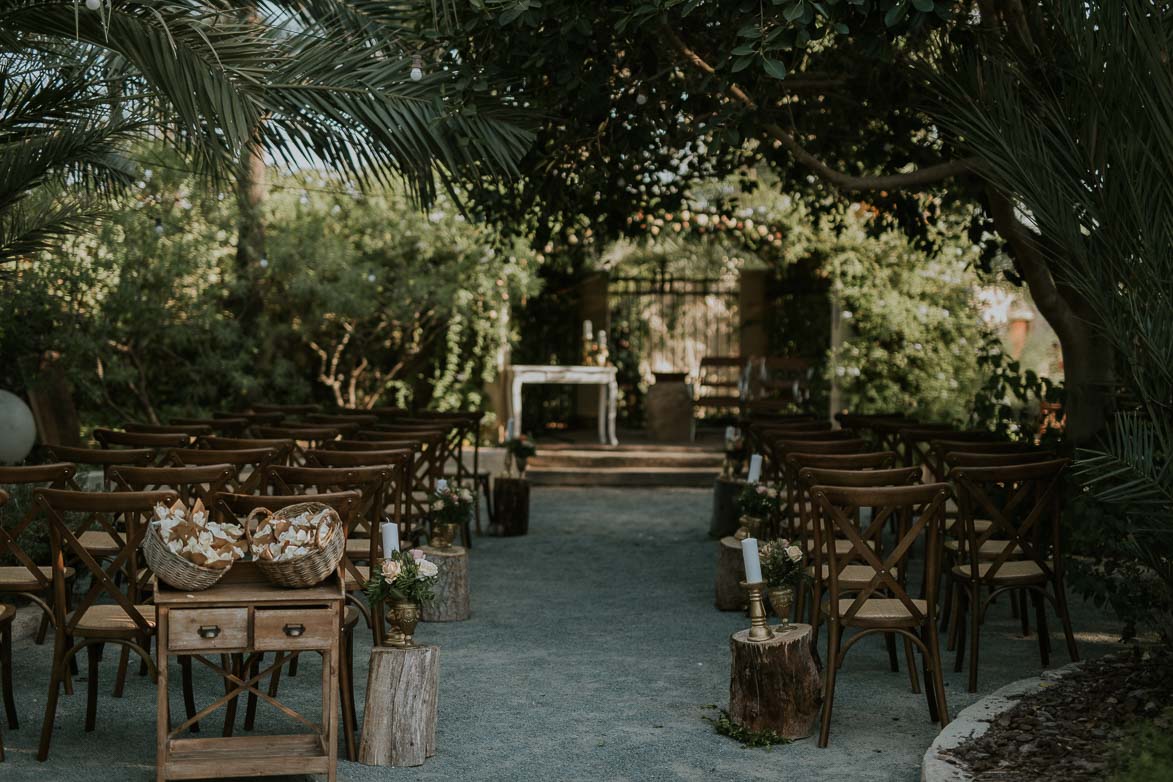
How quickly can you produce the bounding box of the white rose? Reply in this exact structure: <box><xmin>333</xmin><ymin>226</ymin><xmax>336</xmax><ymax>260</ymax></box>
<box><xmin>417</xmin><ymin>560</ymin><xmax>439</xmax><ymax>578</ymax></box>
<box><xmin>786</xmin><ymin>545</ymin><xmax>803</xmax><ymax>563</ymax></box>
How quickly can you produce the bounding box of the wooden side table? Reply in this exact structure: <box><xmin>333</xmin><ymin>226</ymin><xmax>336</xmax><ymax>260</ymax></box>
<box><xmin>154</xmin><ymin>563</ymin><xmax>343</xmax><ymax>782</ymax></box>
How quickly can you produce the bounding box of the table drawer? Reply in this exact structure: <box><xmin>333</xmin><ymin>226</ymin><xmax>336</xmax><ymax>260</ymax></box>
<box><xmin>169</xmin><ymin>608</ymin><xmax>248</xmax><ymax>651</ymax></box>
<box><xmin>254</xmin><ymin>608</ymin><xmax>335</xmax><ymax>651</ymax></box>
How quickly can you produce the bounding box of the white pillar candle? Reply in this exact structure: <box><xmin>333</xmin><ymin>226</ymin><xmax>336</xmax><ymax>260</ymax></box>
<box><xmin>741</xmin><ymin>537</ymin><xmax>763</xmax><ymax>583</ymax></box>
<box><xmin>381</xmin><ymin>522</ymin><xmax>399</xmax><ymax>557</ymax></box>
<box><xmin>506</xmin><ymin>418</ymin><xmax>515</xmax><ymax>439</ymax></box>
<box><xmin>583</xmin><ymin>319</ymin><xmax>593</xmax><ymax>340</ymax></box>
<box><xmin>747</xmin><ymin>454</ymin><xmax>762</xmax><ymax>483</ymax></box>
<box><xmin>436</xmin><ymin>478</ymin><xmax>448</xmax><ymax>492</ymax></box>
<box><xmin>597</xmin><ymin>329</ymin><xmax>607</xmax><ymax>348</ymax></box>
<box><xmin>725</xmin><ymin>425</ymin><xmax>736</xmax><ymax>442</ymax></box>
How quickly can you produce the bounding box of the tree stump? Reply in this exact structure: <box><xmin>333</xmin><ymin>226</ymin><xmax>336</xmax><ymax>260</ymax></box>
<box><xmin>715</xmin><ymin>536</ymin><xmax>746</xmax><ymax>611</ymax></box>
<box><xmin>359</xmin><ymin>645</ymin><xmax>439</xmax><ymax>767</ymax></box>
<box><xmin>646</xmin><ymin>378</ymin><xmax>693</xmax><ymax>441</ymax></box>
<box><xmin>728</xmin><ymin>624</ymin><xmax>822</xmax><ymax>740</ymax></box>
<box><xmin>492</xmin><ymin>477</ymin><xmax>530</xmax><ymax>536</ymax></box>
<box><xmin>420</xmin><ymin>545</ymin><xmax>470</xmax><ymax>622</ymax></box>
<box><xmin>710</xmin><ymin>476</ymin><xmax>745</xmax><ymax>539</ymax></box>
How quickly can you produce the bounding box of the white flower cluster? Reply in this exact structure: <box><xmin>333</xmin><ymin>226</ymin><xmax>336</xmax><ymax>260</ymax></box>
<box><xmin>251</xmin><ymin>508</ymin><xmax>334</xmax><ymax>562</ymax></box>
<box><xmin>153</xmin><ymin>500</ymin><xmax>245</xmax><ymax>569</ymax></box>
<box><xmin>380</xmin><ymin>549</ymin><xmax>439</xmax><ymax>581</ymax></box>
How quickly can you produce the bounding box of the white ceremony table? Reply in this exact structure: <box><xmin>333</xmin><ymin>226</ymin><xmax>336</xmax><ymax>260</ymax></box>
<box><xmin>508</xmin><ymin>365</ymin><xmax>619</xmax><ymax>445</ymax></box>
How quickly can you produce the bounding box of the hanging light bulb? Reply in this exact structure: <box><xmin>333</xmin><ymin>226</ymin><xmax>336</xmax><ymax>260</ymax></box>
<box><xmin>635</xmin><ymin>91</ymin><xmax>648</xmax><ymax>106</ymax></box>
<box><xmin>410</xmin><ymin>54</ymin><xmax>424</xmax><ymax>82</ymax></box>
<box><xmin>259</xmin><ymin>257</ymin><xmax>269</xmax><ymax>269</ymax></box>
<box><xmin>153</xmin><ymin>217</ymin><xmax>164</xmax><ymax>235</ymax></box>
<box><xmin>85</xmin><ymin>0</ymin><xmax>101</xmax><ymax>10</ymax></box>
<box><xmin>367</xmin><ymin>272</ymin><xmax>377</xmax><ymax>283</ymax></box>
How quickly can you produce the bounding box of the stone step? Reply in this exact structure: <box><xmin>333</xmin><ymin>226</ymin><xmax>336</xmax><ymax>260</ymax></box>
<box><xmin>529</xmin><ymin>449</ymin><xmax>722</xmax><ymax>470</ymax></box>
<box><xmin>526</xmin><ymin>466</ymin><xmax>717</xmax><ymax>488</ymax></box>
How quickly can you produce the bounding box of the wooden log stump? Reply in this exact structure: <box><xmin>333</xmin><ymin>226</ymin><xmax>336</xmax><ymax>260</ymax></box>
<box><xmin>710</xmin><ymin>476</ymin><xmax>745</xmax><ymax>539</ymax></box>
<box><xmin>359</xmin><ymin>645</ymin><xmax>439</xmax><ymax>767</ymax></box>
<box><xmin>420</xmin><ymin>545</ymin><xmax>470</xmax><ymax>622</ymax></box>
<box><xmin>715</xmin><ymin>536</ymin><xmax>746</xmax><ymax>611</ymax></box>
<box><xmin>728</xmin><ymin>624</ymin><xmax>822</xmax><ymax>740</ymax></box>
<box><xmin>492</xmin><ymin>477</ymin><xmax>530</xmax><ymax>536</ymax></box>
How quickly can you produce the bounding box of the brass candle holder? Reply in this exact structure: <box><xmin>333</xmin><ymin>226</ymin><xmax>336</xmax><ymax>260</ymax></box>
<box><xmin>740</xmin><ymin>580</ymin><xmax>775</xmax><ymax>642</ymax></box>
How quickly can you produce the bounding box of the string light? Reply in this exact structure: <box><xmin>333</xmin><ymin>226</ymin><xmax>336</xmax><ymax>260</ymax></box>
<box><xmin>410</xmin><ymin>54</ymin><xmax>423</xmax><ymax>82</ymax></box>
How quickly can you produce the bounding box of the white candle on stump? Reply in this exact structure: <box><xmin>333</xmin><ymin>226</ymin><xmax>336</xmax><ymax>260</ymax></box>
<box><xmin>583</xmin><ymin>319</ymin><xmax>593</xmax><ymax>340</ymax></box>
<box><xmin>740</xmin><ymin>537</ymin><xmax>763</xmax><ymax>583</ymax></box>
<box><xmin>747</xmin><ymin>454</ymin><xmax>762</xmax><ymax>483</ymax></box>
<box><xmin>381</xmin><ymin>522</ymin><xmax>400</xmax><ymax>557</ymax></box>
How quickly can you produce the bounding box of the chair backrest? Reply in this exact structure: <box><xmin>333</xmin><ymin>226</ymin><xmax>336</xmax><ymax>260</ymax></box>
<box><xmin>252</xmin><ymin>403</ymin><xmax>321</xmax><ymax>416</ymax></box>
<box><xmin>354</xmin><ymin>429</ymin><xmax>444</xmax><ymax>515</ymax></box>
<box><xmin>943</xmin><ymin>450</ymin><xmax>1058</xmax><ymax>468</ymax></box>
<box><xmin>36</xmin><ymin>488</ymin><xmax>177</xmax><ymax>636</ymax></box>
<box><xmin>216</xmin><ymin>410</ymin><xmax>285</xmax><ymax>426</ymax></box>
<box><xmin>263</xmin><ymin>465</ymin><xmax>395</xmax><ymax>545</ymax></box>
<box><xmin>301</xmin><ymin>451</ymin><xmax>412</xmax><ymax>543</ymax></box>
<box><xmin>899</xmin><ymin>426</ymin><xmax>996</xmax><ymax>469</ymax></box>
<box><xmin>256</xmin><ymin>426</ymin><xmax>345</xmax><ymax>463</ymax></box>
<box><xmin>0</xmin><ymin>463</ymin><xmax>77</xmax><ymax>588</ymax></box>
<box><xmin>948</xmin><ymin>458</ymin><xmax>1070</xmax><ymax>583</ymax></box>
<box><xmin>163</xmin><ymin>447</ymin><xmax>279</xmax><ymax>494</ymax></box>
<box><xmin>108</xmin><ymin>464</ymin><xmax>235</xmax><ymax>521</ymax></box>
<box><xmin>326</xmin><ymin>439</ymin><xmax>422</xmax><ymax>453</ymax></box>
<box><xmin>124</xmin><ymin>422</ymin><xmax>213</xmax><ymax>436</ymax></box>
<box><xmin>305</xmin><ymin>412</ymin><xmax>379</xmax><ymax>426</ymax></box>
<box><xmin>781</xmin><ymin>452</ymin><xmax>899</xmax><ymax>543</ymax></box>
<box><xmin>811</xmin><ymin>482</ymin><xmax>949</xmax><ymax>627</ymax></box>
<box><xmin>93</xmin><ymin>428</ymin><xmax>191</xmax><ymax>452</ymax></box>
<box><xmin>171</xmin><ymin>417</ymin><xmax>250</xmax><ymax>436</ymax></box>
<box><xmin>201</xmin><ymin>436</ymin><xmax>296</xmax><ymax>467</ymax></box>
<box><xmin>39</xmin><ymin>446</ymin><xmax>154</xmax><ymax>488</ymax></box>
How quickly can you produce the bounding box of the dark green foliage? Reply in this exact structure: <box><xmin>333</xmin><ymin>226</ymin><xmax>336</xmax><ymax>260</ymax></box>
<box><xmin>703</xmin><ymin>707</ymin><xmax>791</xmax><ymax>749</ymax></box>
<box><xmin>0</xmin><ymin>483</ymin><xmax>49</xmax><ymax>567</ymax></box>
<box><xmin>1110</xmin><ymin>708</ymin><xmax>1173</xmax><ymax>782</ymax></box>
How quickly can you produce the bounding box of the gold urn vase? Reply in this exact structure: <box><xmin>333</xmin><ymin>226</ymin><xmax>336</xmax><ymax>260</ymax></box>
<box><xmin>384</xmin><ymin>600</ymin><xmax>421</xmax><ymax>648</ymax></box>
<box><xmin>734</xmin><ymin>514</ymin><xmax>765</xmax><ymax>541</ymax></box>
<box><xmin>767</xmin><ymin>586</ymin><xmax>795</xmax><ymax>626</ymax></box>
<box><xmin>430</xmin><ymin>522</ymin><xmax>458</xmax><ymax>549</ymax></box>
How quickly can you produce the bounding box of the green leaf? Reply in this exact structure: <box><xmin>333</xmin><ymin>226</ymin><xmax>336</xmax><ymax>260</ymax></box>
<box><xmin>737</xmin><ymin>23</ymin><xmax>762</xmax><ymax>39</ymax></box>
<box><xmin>731</xmin><ymin>55</ymin><xmax>754</xmax><ymax>72</ymax></box>
<box><xmin>784</xmin><ymin>1</ymin><xmax>807</xmax><ymax>22</ymax></box>
<box><xmin>911</xmin><ymin>0</ymin><xmax>935</xmax><ymax>11</ymax></box>
<box><xmin>732</xmin><ymin>44</ymin><xmax>757</xmax><ymax>56</ymax></box>
<box><xmin>884</xmin><ymin>1</ymin><xmax>908</xmax><ymax>27</ymax></box>
<box><xmin>762</xmin><ymin>58</ymin><xmax>788</xmax><ymax>79</ymax></box>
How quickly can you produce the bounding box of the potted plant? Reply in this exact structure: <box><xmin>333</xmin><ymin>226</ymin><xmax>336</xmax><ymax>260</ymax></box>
<box><xmin>735</xmin><ymin>483</ymin><xmax>781</xmax><ymax>541</ymax></box>
<box><xmin>365</xmin><ymin>548</ymin><xmax>439</xmax><ymax>648</ymax></box>
<box><xmin>504</xmin><ymin>434</ymin><xmax>537</xmax><ymax>476</ymax></box>
<box><xmin>759</xmin><ymin>539</ymin><xmax>806</xmax><ymax>623</ymax></box>
<box><xmin>429</xmin><ymin>479</ymin><xmax>473</xmax><ymax>548</ymax></box>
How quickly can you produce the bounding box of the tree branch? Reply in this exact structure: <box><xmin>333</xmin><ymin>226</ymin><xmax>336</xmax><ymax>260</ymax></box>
<box><xmin>662</xmin><ymin>24</ymin><xmax>976</xmax><ymax>192</ymax></box>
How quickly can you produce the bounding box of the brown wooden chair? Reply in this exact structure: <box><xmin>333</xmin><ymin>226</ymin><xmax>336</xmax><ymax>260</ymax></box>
<box><xmin>163</xmin><ymin>446</ymin><xmax>279</xmax><ymax>495</ymax></box>
<box><xmin>171</xmin><ymin>416</ymin><xmax>250</xmax><ymax>436</ymax></box>
<box><xmin>399</xmin><ymin>412</ymin><xmax>486</xmax><ymax>534</ymax></box>
<box><xmin>947</xmin><ymin>458</ymin><xmax>1078</xmax><ymax>692</ymax></box>
<box><xmin>35</xmin><ymin>488</ymin><xmax>177</xmax><ymax>761</ymax></box>
<box><xmin>306</xmin><ymin>412</ymin><xmax>379</xmax><ymax>427</ymax></box>
<box><xmin>0</xmin><ymin>489</ymin><xmax>16</xmax><ymax>761</ymax></box>
<box><xmin>215</xmin><ymin>410</ymin><xmax>285</xmax><ymax>427</ymax></box>
<box><xmin>899</xmin><ymin>426</ymin><xmax>996</xmax><ymax>471</ymax></box>
<box><xmin>93</xmin><ymin>428</ymin><xmax>192</xmax><ymax>455</ymax></box>
<box><xmin>201</xmin><ymin>436</ymin><xmax>296</xmax><ymax>467</ymax></box>
<box><xmin>0</xmin><ymin>463</ymin><xmax>79</xmax><ymax>645</ymax></box>
<box><xmin>252</xmin><ymin>403</ymin><xmax>321</xmax><ymax>417</ymax></box>
<box><xmin>124</xmin><ymin>422</ymin><xmax>214</xmax><ymax>437</ymax></box>
<box><xmin>40</xmin><ymin>446</ymin><xmax>153</xmax><ymax>489</ymax></box>
<box><xmin>212</xmin><ymin>490</ymin><xmax>361</xmax><ymax>759</ymax></box>
<box><xmin>869</xmin><ymin>419</ymin><xmax>952</xmax><ymax>461</ymax></box>
<box><xmin>354</xmin><ymin>429</ymin><xmax>444</xmax><ymax>541</ymax></box>
<box><xmin>256</xmin><ymin>426</ymin><xmax>346</xmax><ymax>465</ymax></box>
<box><xmin>304</xmin><ymin>449</ymin><xmax>413</xmax><ymax>561</ymax></box>
<box><xmin>809</xmin><ymin>481</ymin><xmax>951</xmax><ymax>747</ymax></box>
<box><xmin>764</xmin><ymin>436</ymin><xmax>868</xmax><ymax>532</ymax></box>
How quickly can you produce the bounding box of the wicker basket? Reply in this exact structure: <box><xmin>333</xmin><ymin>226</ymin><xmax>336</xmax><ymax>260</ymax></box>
<box><xmin>246</xmin><ymin>502</ymin><xmax>345</xmax><ymax>588</ymax></box>
<box><xmin>143</xmin><ymin>524</ymin><xmax>232</xmax><ymax>592</ymax></box>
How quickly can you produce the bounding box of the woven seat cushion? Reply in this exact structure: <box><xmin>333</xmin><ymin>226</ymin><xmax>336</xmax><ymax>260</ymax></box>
<box><xmin>806</xmin><ymin>563</ymin><xmax>899</xmax><ymax>590</ymax></box>
<box><xmin>803</xmin><ymin>539</ymin><xmax>853</xmax><ymax>556</ymax></box>
<box><xmin>0</xmin><ymin>565</ymin><xmax>74</xmax><ymax>591</ymax></box>
<box><xmin>952</xmin><ymin>560</ymin><xmax>1049</xmax><ymax>585</ymax></box>
<box><xmin>79</xmin><ymin>530</ymin><xmax>121</xmax><ymax>556</ymax></box>
<box><xmin>343</xmin><ymin>604</ymin><xmax>361</xmax><ymax>629</ymax></box>
<box><xmin>825</xmin><ymin>598</ymin><xmax>928</xmax><ymax>628</ymax></box>
<box><xmin>0</xmin><ymin>602</ymin><xmax>14</xmax><ymax>625</ymax></box>
<box><xmin>943</xmin><ymin>539</ymin><xmax>1023</xmax><ymax>560</ymax></box>
<box><xmin>69</xmin><ymin>604</ymin><xmax>156</xmax><ymax>635</ymax></box>
<box><xmin>344</xmin><ymin>538</ymin><xmax>375</xmax><ymax>558</ymax></box>
<box><xmin>944</xmin><ymin>518</ymin><xmax>994</xmax><ymax>536</ymax></box>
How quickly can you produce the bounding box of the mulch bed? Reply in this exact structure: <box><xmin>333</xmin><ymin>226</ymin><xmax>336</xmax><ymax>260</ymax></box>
<box><xmin>942</xmin><ymin>647</ymin><xmax>1172</xmax><ymax>780</ymax></box>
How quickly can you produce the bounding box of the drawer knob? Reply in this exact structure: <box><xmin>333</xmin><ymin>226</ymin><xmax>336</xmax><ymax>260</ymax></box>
<box><xmin>283</xmin><ymin>623</ymin><xmax>306</xmax><ymax>638</ymax></box>
<box><xmin>197</xmin><ymin>625</ymin><xmax>221</xmax><ymax>639</ymax></box>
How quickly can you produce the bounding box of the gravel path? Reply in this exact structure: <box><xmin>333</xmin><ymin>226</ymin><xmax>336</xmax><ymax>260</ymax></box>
<box><xmin>0</xmin><ymin>487</ymin><xmax>1122</xmax><ymax>780</ymax></box>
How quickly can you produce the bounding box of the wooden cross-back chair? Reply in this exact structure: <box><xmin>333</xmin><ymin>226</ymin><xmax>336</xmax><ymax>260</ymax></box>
<box><xmin>123</xmin><ymin>422</ymin><xmax>214</xmax><ymax>437</ymax></box>
<box><xmin>757</xmin><ymin>428</ymin><xmax>860</xmax><ymax>484</ymax></box>
<box><xmin>834</xmin><ymin>412</ymin><xmax>909</xmax><ymax>447</ymax></box>
<box><xmin>305</xmin><ymin>412</ymin><xmax>379</xmax><ymax>427</ymax></box>
<box><xmin>211</xmin><ymin>489</ymin><xmax>361</xmax><ymax>755</ymax></box>
<box><xmin>171</xmin><ymin>416</ymin><xmax>250</xmax><ymax>436</ymax></box>
<box><xmin>0</xmin><ymin>491</ymin><xmax>12</xmax><ymax>762</ymax></box>
<box><xmin>93</xmin><ymin>428</ymin><xmax>192</xmax><ymax>458</ymax></box>
<box><xmin>354</xmin><ymin>429</ymin><xmax>444</xmax><ymax>536</ymax></box>
<box><xmin>255</xmin><ymin>426</ymin><xmax>346</xmax><ymax>465</ymax></box>
<box><xmin>303</xmin><ymin>449</ymin><xmax>414</xmax><ymax>562</ymax></box>
<box><xmin>394</xmin><ymin>413</ymin><xmax>486</xmax><ymax>536</ymax></box>
<box><xmin>215</xmin><ymin>410</ymin><xmax>285</xmax><ymax>428</ymax></box>
<box><xmin>744</xmin><ymin>419</ymin><xmax>828</xmax><ymax>460</ymax></box>
<box><xmin>163</xmin><ymin>447</ymin><xmax>279</xmax><ymax>495</ymax></box>
<box><xmin>251</xmin><ymin>403</ymin><xmax>321</xmax><ymax>418</ymax></box>
<box><xmin>763</xmin><ymin>436</ymin><xmax>868</xmax><ymax>532</ymax></box>
<box><xmin>795</xmin><ymin>465</ymin><xmax>920</xmax><ymax>663</ymax></box>
<box><xmin>809</xmin><ymin>481</ymin><xmax>951</xmax><ymax>747</ymax></box>
<box><xmin>200</xmin><ymin>436</ymin><xmax>296</xmax><ymax>467</ymax></box>
<box><xmin>899</xmin><ymin>426</ymin><xmax>998</xmax><ymax>471</ymax></box>
<box><xmin>39</xmin><ymin>446</ymin><xmax>153</xmax><ymax>490</ymax></box>
<box><xmin>868</xmin><ymin>419</ymin><xmax>951</xmax><ymax>461</ymax></box>
<box><xmin>34</xmin><ymin>488</ymin><xmax>177</xmax><ymax>761</ymax></box>
<box><xmin>947</xmin><ymin>458</ymin><xmax>1078</xmax><ymax>692</ymax></box>
<box><xmin>108</xmin><ymin>463</ymin><xmax>235</xmax><ymax>535</ymax></box>
<box><xmin>0</xmin><ymin>463</ymin><xmax>78</xmax><ymax>645</ymax></box>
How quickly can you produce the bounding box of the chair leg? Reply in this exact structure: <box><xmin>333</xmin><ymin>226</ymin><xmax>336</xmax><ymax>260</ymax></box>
<box><xmin>36</xmin><ymin>642</ymin><xmax>67</xmax><ymax>762</ymax></box>
<box><xmin>903</xmin><ymin>636</ymin><xmax>920</xmax><ymax>694</ymax></box>
<box><xmin>35</xmin><ymin>606</ymin><xmax>51</xmax><ymax>646</ymax></box>
<box><xmin>339</xmin><ymin>629</ymin><xmax>357</xmax><ymax>761</ymax></box>
<box><xmin>927</xmin><ymin>626</ymin><xmax>950</xmax><ymax>727</ymax></box>
<box><xmin>817</xmin><ymin>623</ymin><xmax>842</xmax><ymax>748</ymax></box>
<box><xmin>946</xmin><ymin>581</ymin><xmax>961</xmax><ymax>652</ymax></box>
<box><xmin>967</xmin><ymin>584</ymin><xmax>982</xmax><ymax>694</ymax></box>
<box><xmin>112</xmin><ymin>644</ymin><xmax>130</xmax><ymax>698</ymax></box>
<box><xmin>921</xmin><ymin>627</ymin><xmax>939</xmax><ymax>724</ymax></box>
<box><xmin>884</xmin><ymin>632</ymin><xmax>900</xmax><ymax>673</ymax></box>
<box><xmin>1</xmin><ymin>621</ymin><xmax>16</xmax><ymax>729</ymax></box>
<box><xmin>1054</xmin><ymin>583</ymin><xmax>1080</xmax><ymax>663</ymax></box>
<box><xmin>462</xmin><ymin>518</ymin><xmax>473</xmax><ymax>550</ymax></box>
<box><xmin>85</xmin><ymin>643</ymin><xmax>102</xmax><ymax>732</ymax></box>
<box><xmin>180</xmin><ymin>655</ymin><xmax>199</xmax><ymax>733</ymax></box>
<box><xmin>1017</xmin><ymin>590</ymin><xmax>1030</xmax><ymax>637</ymax></box>
<box><xmin>953</xmin><ymin>585</ymin><xmax>968</xmax><ymax>674</ymax></box>
<box><xmin>1031</xmin><ymin>589</ymin><xmax>1051</xmax><ymax>666</ymax></box>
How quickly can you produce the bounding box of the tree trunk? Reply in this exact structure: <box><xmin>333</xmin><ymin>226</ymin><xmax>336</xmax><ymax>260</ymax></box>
<box><xmin>359</xmin><ymin>645</ymin><xmax>439</xmax><ymax>767</ymax></box>
<box><xmin>419</xmin><ymin>545</ymin><xmax>470</xmax><ymax>622</ymax></box>
<box><xmin>728</xmin><ymin>624</ymin><xmax>822</xmax><ymax>739</ymax></box>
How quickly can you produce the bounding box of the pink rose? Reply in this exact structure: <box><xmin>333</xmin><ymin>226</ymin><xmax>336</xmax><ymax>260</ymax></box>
<box><xmin>380</xmin><ymin>559</ymin><xmax>402</xmax><ymax>579</ymax></box>
<box><xmin>410</xmin><ymin>548</ymin><xmax>425</xmax><ymax>562</ymax></box>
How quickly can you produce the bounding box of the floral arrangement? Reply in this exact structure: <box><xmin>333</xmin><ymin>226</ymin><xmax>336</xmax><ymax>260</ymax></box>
<box><xmin>759</xmin><ymin>539</ymin><xmax>806</xmax><ymax>588</ymax></box>
<box><xmin>431</xmin><ymin>479</ymin><xmax>474</xmax><ymax>524</ymax></box>
<box><xmin>504</xmin><ymin>434</ymin><xmax>536</xmax><ymax>460</ymax></box>
<box><xmin>364</xmin><ymin>548</ymin><xmax>439</xmax><ymax>605</ymax></box>
<box><xmin>152</xmin><ymin>499</ymin><xmax>245</xmax><ymax>569</ymax></box>
<box><xmin>736</xmin><ymin>483</ymin><xmax>782</xmax><ymax>518</ymax></box>
<box><xmin>249</xmin><ymin>506</ymin><xmax>336</xmax><ymax>562</ymax></box>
